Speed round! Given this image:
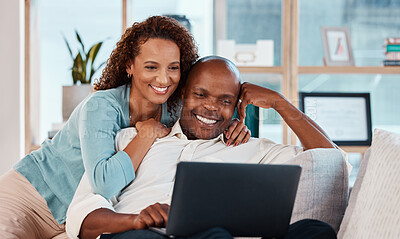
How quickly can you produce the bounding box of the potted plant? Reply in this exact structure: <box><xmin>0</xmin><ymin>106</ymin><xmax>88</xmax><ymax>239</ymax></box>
<box><xmin>62</xmin><ymin>30</ymin><xmax>105</xmax><ymax>121</ymax></box>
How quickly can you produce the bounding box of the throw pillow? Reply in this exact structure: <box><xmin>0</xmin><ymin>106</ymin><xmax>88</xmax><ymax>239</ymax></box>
<box><xmin>285</xmin><ymin>148</ymin><xmax>348</xmax><ymax>232</ymax></box>
<box><xmin>338</xmin><ymin>129</ymin><xmax>400</xmax><ymax>238</ymax></box>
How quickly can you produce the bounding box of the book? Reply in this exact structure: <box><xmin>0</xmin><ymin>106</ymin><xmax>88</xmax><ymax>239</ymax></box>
<box><xmin>386</xmin><ymin>45</ymin><xmax>400</xmax><ymax>52</ymax></box>
<box><xmin>385</xmin><ymin>37</ymin><xmax>400</xmax><ymax>45</ymax></box>
<box><xmin>386</xmin><ymin>52</ymin><xmax>400</xmax><ymax>60</ymax></box>
<box><xmin>383</xmin><ymin>60</ymin><xmax>400</xmax><ymax>66</ymax></box>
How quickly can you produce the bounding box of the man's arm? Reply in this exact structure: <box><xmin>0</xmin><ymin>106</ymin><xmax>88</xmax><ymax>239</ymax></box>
<box><xmin>65</xmin><ymin>172</ymin><xmax>169</xmax><ymax>239</ymax></box>
<box><xmin>79</xmin><ymin>209</ymin><xmax>134</xmax><ymax>239</ymax></box>
<box><xmin>237</xmin><ymin>83</ymin><xmax>335</xmax><ymax>150</ymax></box>
<box><xmin>79</xmin><ymin>203</ymin><xmax>169</xmax><ymax>239</ymax></box>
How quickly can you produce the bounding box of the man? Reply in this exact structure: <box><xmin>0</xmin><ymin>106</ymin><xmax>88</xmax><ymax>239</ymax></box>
<box><xmin>66</xmin><ymin>56</ymin><xmax>340</xmax><ymax>239</ymax></box>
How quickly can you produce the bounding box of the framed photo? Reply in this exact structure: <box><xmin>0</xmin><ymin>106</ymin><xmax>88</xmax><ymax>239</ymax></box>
<box><xmin>299</xmin><ymin>92</ymin><xmax>372</xmax><ymax>146</ymax></box>
<box><xmin>321</xmin><ymin>27</ymin><xmax>354</xmax><ymax>66</ymax></box>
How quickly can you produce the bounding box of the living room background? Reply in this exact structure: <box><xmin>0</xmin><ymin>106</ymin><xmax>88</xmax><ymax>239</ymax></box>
<box><xmin>29</xmin><ymin>0</ymin><xmax>400</xmax><ymax>151</ymax></box>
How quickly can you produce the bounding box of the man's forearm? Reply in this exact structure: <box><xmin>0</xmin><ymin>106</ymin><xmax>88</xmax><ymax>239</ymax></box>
<box><xmin>274</xmin><ymin>98</ymin><xmax>335</xmax><ymax>150</ymax></box>
<box><xmin>80</xmin><ymin>208</ymin><xmax>136</xmax><ymax>239</ymax></box>
<box><xmin>238</xmin><ymin>83</ymin><xmax>334</xmax><ymax>150</ymax></box>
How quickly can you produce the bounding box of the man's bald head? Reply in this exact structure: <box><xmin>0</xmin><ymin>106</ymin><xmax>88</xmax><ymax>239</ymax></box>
<box><xmin>187</xmin><ymin>56</ymin><xmax>241</xmax><ymax>87</ymax></box>
<box><xmin>180</xmin><ymin>56</ymin><xmax>242</xmax><ymax>140</ymax></box>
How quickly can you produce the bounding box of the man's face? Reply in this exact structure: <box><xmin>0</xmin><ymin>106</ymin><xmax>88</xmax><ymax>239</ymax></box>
<box><xmin>180</xmin><ymin>60</ymin><xmax>241</xmax><ymax>140</ymax></box>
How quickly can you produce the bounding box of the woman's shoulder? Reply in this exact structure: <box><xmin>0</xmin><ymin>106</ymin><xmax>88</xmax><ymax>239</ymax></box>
<box><xmin>87</xmin><ymin>84</ymin><xmax>129</xmax><ymax>106</ymax></box>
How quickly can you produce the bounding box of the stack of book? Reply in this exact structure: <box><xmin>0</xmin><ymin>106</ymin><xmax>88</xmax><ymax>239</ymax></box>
<box><xmin>384</xmin><ymin>37</ymin><xmax>400</xmax><ymax>66</ymax></box>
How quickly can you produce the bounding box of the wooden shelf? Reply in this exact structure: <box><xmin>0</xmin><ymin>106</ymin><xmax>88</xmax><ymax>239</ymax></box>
<box><xmin>237</xmin><ymin>66</ymin><xmax>283</xmax><ymax>74</ymax></box>
<box><xmin>299</xmin><ymin>66</ymin><xmax>400</xmax><ymax>74</ymax></box>
<box><xmin>238</xmin><ymin>66</ymin><xmax>400</xmax><ymax>75</ymax></box>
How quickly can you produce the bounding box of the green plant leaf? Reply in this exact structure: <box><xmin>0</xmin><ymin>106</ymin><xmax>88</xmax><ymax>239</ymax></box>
<box><xmin>65</xmin><ymin>31</ymin><xmax>107</xmax><ymax>84</ymax></box>
<box><xmin>86</xmin><ymin>42</ymin><xmax>103</xmax><ymax>83</ymax></box>
<box><xmin>89</xmin><ymin>67</ymin><xmax>95</xmax><ymax>84</ymax></box>
<box><xmin>62</xmin><ymin>34</ymin><xmax>74</xmax><ymax>60</ymax></box>
<box><xmin>87</xmin><ymin>42</ymin><xmax>103</xmax><ymax>65</ymax></box>
<box><xmin>75</xmin><ymin>30</ymin><xmax>85</xmax><ymax>56</ymax></box>
<box><xmin>72</xmin><ymin>52</ymin><xmax>85</xmax><ymax>84</ymax></box>
<box><xmin>82</xmin><ymin>58</ymin><xmax>88</xmax><ymax>84</ymax></box>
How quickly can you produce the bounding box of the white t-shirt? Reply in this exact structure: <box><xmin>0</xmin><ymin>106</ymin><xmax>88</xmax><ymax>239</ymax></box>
<box><xmin>66</xmin><ymin>120</ymin><xmax>303</xmax><ymax>238</ymax></box>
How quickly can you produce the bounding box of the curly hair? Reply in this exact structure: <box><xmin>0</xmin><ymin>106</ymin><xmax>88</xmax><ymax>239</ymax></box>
<box><xmin>94</xmin><ymin>16</ymin><xmax>199</xmax><ymax>123</ymax></box>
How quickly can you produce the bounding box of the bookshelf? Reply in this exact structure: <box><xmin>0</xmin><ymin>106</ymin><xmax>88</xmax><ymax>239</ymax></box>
<box><xmin>299</xmin><ymin>66</ymin><xmax>400</xmax><ymax>74</ymax></box>
<box><xmin>238</xmin><ymin>66</ymin><xmax>400</xmax><ymax>74</ymax></box>
<box><xmin>237</xmin><ymin>66</ymin><xmax>283</xmax><ymax>74</ymax></box>
<box><xmin>235</xmin><ymin>0</ymin><xmax>400</xmax><ymax>154</ymax></box>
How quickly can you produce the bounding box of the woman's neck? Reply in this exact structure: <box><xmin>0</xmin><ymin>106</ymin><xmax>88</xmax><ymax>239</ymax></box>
<box><xmin>129</xmin><ymin>87</ymin><xmax>162</xmax><ymax>126</ymax></box>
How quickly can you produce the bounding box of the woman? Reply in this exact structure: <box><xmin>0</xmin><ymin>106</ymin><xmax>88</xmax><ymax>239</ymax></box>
<box><xmin>0</xmin><ymin>16</ymin><xmax>249</xmax><ymax>238</ymax></box>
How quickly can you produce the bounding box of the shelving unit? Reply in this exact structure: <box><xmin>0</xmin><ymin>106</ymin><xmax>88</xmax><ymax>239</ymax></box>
<box><xmin>236</xmin><ymin>0</ymin><xmax>400</xmax><ymax>153</ymax></box>
<box><xmin>299</xmin><ymin>66</ymin><xmax>400</xmax><ymax>74</ymax></box>
<box><xmin>237</xmin><ymin>66</ymin><xmax>283</xmax><ymax>74</ymax></box>
<box><xmin>238</xmin><ymin>66</ymin><xmax>400</xmax><ymax>74</ymax></box>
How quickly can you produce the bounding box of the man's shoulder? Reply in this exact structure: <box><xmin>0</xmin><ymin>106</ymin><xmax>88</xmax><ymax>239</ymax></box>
<box><xmin>248</xmin><ymin>137</ymin><xmax>277</xmax><ymax>145</ymax></box>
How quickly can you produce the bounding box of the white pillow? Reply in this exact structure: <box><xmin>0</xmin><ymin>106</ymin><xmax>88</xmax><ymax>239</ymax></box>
<box><xmin>338</xmin><ymin>129</ymin><xmax>400</xmax><ymax>238</ymax></box>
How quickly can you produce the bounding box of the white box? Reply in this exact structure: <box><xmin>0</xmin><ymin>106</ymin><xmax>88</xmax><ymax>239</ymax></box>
<box><xmin>217</xmin><ymin>40</ymin><xmax>274</xmax><ymax>66</ymax></box>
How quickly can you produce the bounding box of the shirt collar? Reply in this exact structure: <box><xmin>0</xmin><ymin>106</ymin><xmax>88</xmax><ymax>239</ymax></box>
<box><xmin>168</xmin><ymin>120</ymin><xmax>226</xmax><ymax>143</ymax></box>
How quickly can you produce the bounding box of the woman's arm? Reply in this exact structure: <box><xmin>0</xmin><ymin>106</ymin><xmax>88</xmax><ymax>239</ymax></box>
<box><xmin>237</xmin><ymin>83</ymin><xmax>335</xmax><ymax>150</ymax></box>
<box><xmin>224</xmin><ymin>119</ymin><xmax>251</xmax><ymax>146</ymax></box>
<box><xmin>123</xmin><ymin>119</ymin><xmax>170</xmax><ymax>171</ymax></box>
<box><xmin>79</xmin><ymin>96</ymin><xmax>136</xmax><ymax>199</ymax></box>
<box><xmin>79</xmin><ymin>96</ymin><xmax>171</xmax><ymax>199</ymax></box>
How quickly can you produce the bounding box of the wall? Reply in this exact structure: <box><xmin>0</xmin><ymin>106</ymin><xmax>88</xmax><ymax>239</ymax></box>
<box><xmin>0</xmin><ymin>0</ymin><xmax>24</xmax><ymax>175</ymax></box>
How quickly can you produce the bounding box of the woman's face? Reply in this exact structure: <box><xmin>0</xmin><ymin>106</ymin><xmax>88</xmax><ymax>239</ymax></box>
<box><xmin>127</xmin><ymin>38</ymin><xmax>181</xmax><ymax>105</ymax></box>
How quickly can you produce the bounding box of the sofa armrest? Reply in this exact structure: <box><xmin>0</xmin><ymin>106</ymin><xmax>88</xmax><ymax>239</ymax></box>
<box><xmin>283</xmin><ymin>148</ymin><xmax>349</xmax><ymax>233</ymax></box>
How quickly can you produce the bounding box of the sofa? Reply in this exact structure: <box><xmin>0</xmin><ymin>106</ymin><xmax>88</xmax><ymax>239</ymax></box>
<box><xmin>285</xmin><ymin>128</ymin><xmax>400</xmax><ymax>239</ymax></box>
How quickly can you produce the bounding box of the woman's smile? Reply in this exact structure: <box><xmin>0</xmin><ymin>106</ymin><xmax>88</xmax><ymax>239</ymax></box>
<box><xmin>149</xmin><ymin>84</ymin><xmax>169</xmax><ymax>95</ymax></box>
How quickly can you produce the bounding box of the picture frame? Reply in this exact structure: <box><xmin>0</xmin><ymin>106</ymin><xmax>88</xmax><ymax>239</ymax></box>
<box><xmin>299</xmin><ymin>92</ymin><xmax>372</xmax><ymax>146</ymax></box>
<box><xmin>321</xmin><ymin>27</ymin><xmax>355</xmax><ymax>66</ymax></box>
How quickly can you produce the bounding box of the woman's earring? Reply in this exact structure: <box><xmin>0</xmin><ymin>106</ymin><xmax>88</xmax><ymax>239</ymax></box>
<box><xmin>127</xmin><ymin>73</ymin><xmax>132</xmax><ymax>78</ymax></box>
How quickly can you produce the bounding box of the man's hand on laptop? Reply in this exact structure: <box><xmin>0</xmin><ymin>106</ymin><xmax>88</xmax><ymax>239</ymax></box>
<box><xmin>132</xmin><ymin>203</ymin><xmax>169</xmax><ymax>229</ymax></box>
<box><xmin>79</xmin><ymin>203</ymin><xmax>169</xmax><ymax>239</ymax></box>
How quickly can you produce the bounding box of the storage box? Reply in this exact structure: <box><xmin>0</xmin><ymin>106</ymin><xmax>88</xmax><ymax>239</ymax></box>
<box><xmin>217</xmin><ymin>40</ymin><xmax>274</xmax><ymax>66</ymax></box>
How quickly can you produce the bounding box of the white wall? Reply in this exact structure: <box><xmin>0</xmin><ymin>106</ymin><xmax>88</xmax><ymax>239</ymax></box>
<box><xmin>0</xmin><ymin>0</ymin><xmax>24</xmax><ymax>175</ymax></box>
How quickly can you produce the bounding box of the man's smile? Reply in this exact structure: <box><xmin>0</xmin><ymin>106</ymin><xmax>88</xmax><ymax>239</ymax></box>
<box><xmin>193</xmin><ymin>113</ymin><xmax>219</xmax><ymax>126</ymax></box>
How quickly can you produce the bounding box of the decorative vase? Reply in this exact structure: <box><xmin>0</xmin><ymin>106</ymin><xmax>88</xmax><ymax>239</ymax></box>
<box><xmin>62</xmin><ymin>84</ymin><xmax>93</xmax><ymax>121</ymax></box>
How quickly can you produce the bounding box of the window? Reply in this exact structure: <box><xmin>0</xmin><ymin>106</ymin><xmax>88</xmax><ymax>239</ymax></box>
<box><xmin>127</xmin><ymin>0</ymin><xmax>214</xmax><ymax>56</ymax></box>
<box><xmin>32</xmin><ymin>0</ymin><xmax>122</xmax><ymax>143</ymax></box>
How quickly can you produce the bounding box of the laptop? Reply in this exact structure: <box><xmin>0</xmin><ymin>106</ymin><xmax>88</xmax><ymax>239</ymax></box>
<box><xmin>150</xmin><ymin>162</ymin><xmax>302</xmax><ymax>238</ymax></box>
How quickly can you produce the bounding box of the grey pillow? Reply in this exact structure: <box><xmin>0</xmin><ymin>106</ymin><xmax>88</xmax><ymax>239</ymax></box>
<box><xmin>283</xmin><ymin>148</ymin><xmax>349</xmax><ymax>232</ymax></box>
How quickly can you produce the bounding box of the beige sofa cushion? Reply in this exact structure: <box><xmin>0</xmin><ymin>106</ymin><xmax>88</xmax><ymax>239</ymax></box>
<box><xmin>338</xmin><ymin>129</ymin><xmax>400</xmax><ymax>238</ymax></box>
<box><xmin>284</xmin><ymin>148</ymin><xmax>348</xmax><ymax>232</ymax></box>
<box><xmin>337</xmin><ymin>147</ymin><xmax>371</xmax><ymax>236</ymax></box>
